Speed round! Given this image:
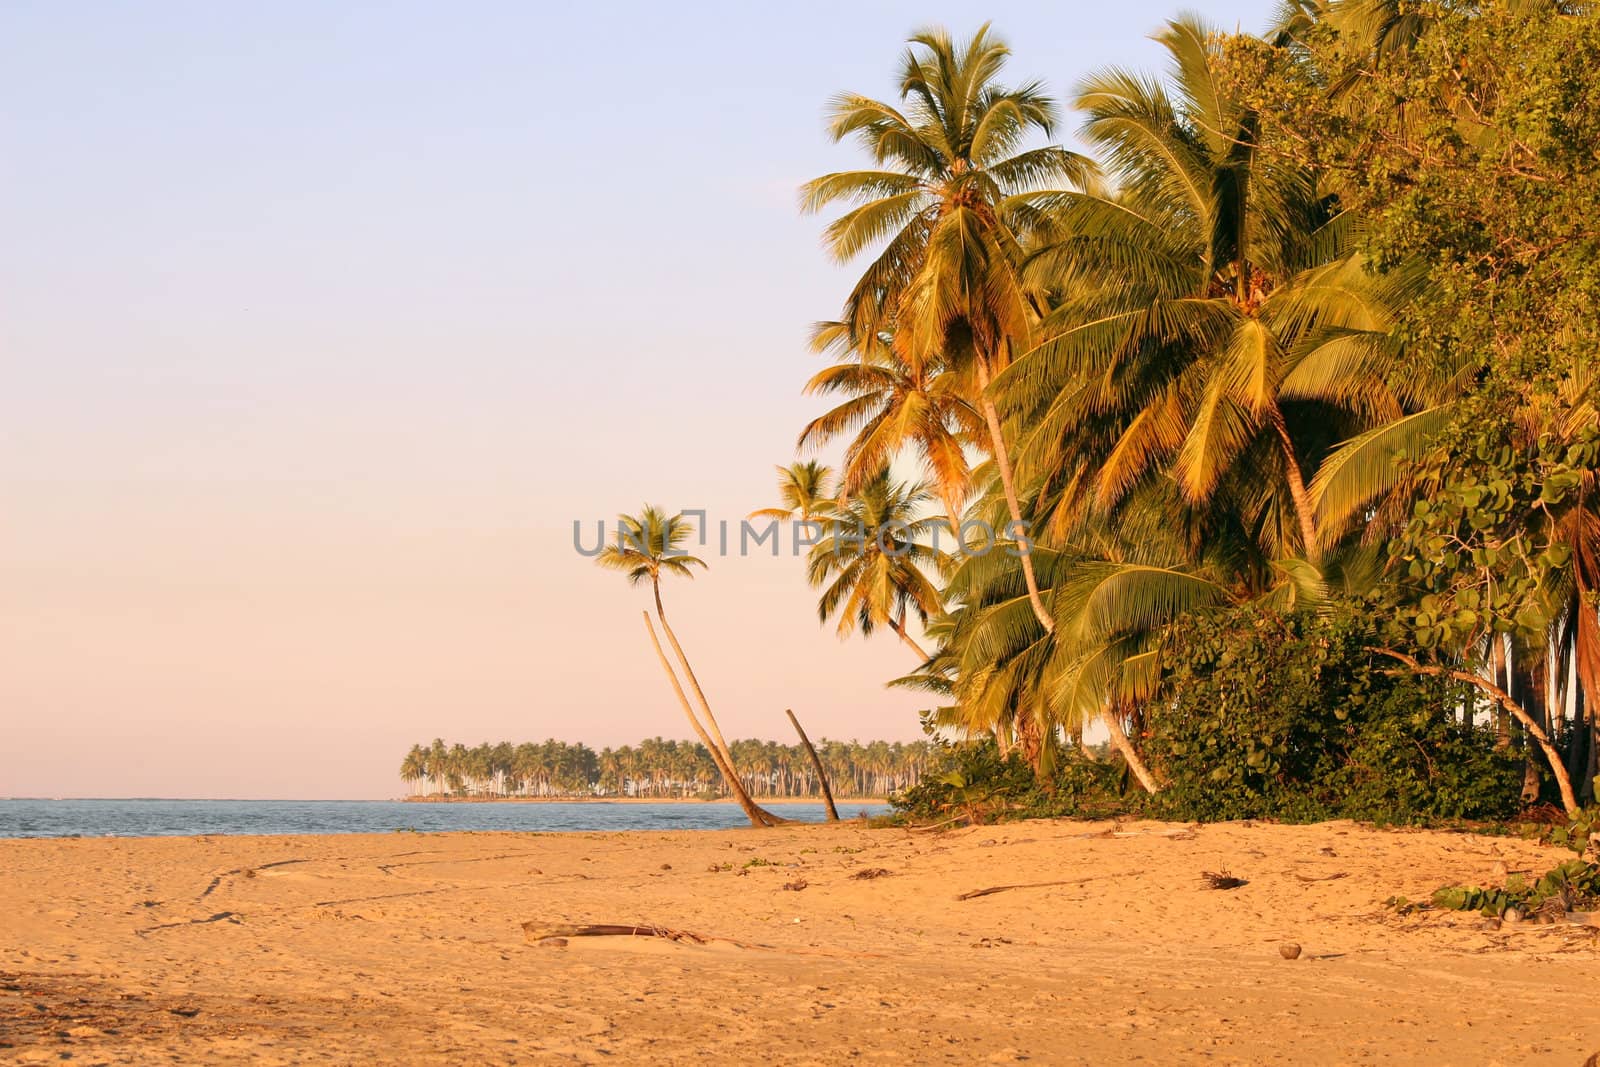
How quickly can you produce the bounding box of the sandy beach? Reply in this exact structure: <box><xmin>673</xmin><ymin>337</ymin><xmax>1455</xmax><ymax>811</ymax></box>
<box><xmin>3</xmin><ymin>819</ymin><xmax>1597</xmax><ymax>1065</ymax></box>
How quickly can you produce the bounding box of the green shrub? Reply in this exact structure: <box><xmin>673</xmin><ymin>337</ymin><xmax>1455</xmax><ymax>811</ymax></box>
<box><xmin>1145</xmin><ymin>603</ymin><xmax>1522</xmax><ymax>823</ymax></box>
<box><xmin>1429</xmin><ymin>811</ymin><xmax>1600</xmax><ymax>915</ymax></box>
<box><xmin>891</xmin><ymin>738</ymin><xmax>1140</xmax><ymax>823</ymax></box>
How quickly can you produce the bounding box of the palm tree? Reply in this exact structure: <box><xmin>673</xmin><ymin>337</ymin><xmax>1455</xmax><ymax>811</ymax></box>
<box><xmin>806</xmin><ymin>471</ymin><xmax>946</xmax><ymax>660</ymax></box>
<box><xmin>427</xmin><ymin>737</ymin><xmax>448</xmax><ymax>797</ymax></box>
<box><xmin>1002</xmin><ymin>17</ymin><xmax>1441</xmax><ymax>569</ymax></box>
<box><xmin>596</xmin><ymin>506</ymin><xmax>785</xmax><ymax>827</ymax></box>
<box><xmin>399</xmin><ymin>745</ymin><xmax>426</xmax><ymax>796</ymax></box>
<box><xmin>798</xmin><ymin>319</ymin><xmax>982</xmax><ymax>538</ymax></box>
<box><xmin>598</xmin><ymin>506</ymin><xmax>707</xmax><ymax>621</ymax></box>
<box><xmin>802</xmin><ymin>23</ymin><xmax>1093</xmax><ymax>632</ymax></box>
<box><xmin>929</xmin><ymin>16</ymin><xmax>1462</xmax><ymax>789</ymax></box>
<box><xmin>748</xmin><ymin>461</ymin><xmax>838</xmax><ymax>524</ymax></box>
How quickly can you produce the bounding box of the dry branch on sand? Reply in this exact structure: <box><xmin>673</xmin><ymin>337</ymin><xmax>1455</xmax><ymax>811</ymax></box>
<box><xmin>956</xmin><ymin>873</ymin><xmax>1142</xmax><ymax>901</ymax></box>
<box><xmin>1201</xmin><ymin>871</ymin><xmax>1248</xmax><ymax>890</ymax></box>
<box><xmin>519</xmin><ymin>921</ymin><xmax>887</xmax><ymax>959</ymax></box>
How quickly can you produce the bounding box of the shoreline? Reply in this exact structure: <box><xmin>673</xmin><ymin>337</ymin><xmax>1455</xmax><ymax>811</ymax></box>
<box><xmin>397</xmin><ymin>794</ymin><xmax>889</xmax><ymax>805</ymax></box>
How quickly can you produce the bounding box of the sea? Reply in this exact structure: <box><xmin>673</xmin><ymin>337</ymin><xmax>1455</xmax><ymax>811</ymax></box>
<box><xmin>0</xmin><ymin>798</ymin><xmax>892</xmax><ymax>839</ymax></box>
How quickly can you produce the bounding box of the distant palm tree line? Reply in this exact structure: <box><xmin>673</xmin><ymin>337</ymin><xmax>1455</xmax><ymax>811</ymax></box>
<box><xmin>398</xmin><ymin>738</ymin><xmax>932</xmax><ymax>800</ymax></box>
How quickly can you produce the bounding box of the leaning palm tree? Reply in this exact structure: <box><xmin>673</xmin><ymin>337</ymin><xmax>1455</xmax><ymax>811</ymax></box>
<box><xmin>596</xmin><ymin>506</ymin><xmax>783</xmax><ymax>826</ymax></box>
<box><xmin>806</xmin><ymin>471</ymin><xmax>946</xmax><ymax>660</ymax></box>
<box><xmin>803</xmin><ymin>23</ymin><xmax>1094</xmax><ymax>632</ymax></box>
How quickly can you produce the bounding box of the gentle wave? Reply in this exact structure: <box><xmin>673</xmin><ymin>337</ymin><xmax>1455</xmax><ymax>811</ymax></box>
<box><xmin>0</xmin><ymin>798</ymin><xmax>891</xmax><ymax>838</ymax></box>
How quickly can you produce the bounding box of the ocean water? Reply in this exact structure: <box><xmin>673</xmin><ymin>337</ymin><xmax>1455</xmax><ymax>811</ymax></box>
<box><xmin>0</xmin><ymin>798</ymin><xmax>892</xmax><ymax>839</ymax></box>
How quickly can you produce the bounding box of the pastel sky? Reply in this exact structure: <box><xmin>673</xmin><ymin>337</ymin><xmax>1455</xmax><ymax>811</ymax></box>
<box><xmin>0</xmin><ymin>0</ymin><xmax>1277</xmax><ymax>799</ymax></box>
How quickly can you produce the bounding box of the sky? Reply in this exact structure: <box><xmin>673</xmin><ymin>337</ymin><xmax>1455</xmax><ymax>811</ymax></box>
<box><xmin>0</xmin><ymin>0</ymin><xmax>1279</xmax><ymax>799</ymax></box>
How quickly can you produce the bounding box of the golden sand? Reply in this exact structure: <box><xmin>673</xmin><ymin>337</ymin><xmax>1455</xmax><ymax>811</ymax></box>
<box><xmin>3</xmin><ymin>819</ymin><xmax>1597</xmax><ymax>1064</ymax></box>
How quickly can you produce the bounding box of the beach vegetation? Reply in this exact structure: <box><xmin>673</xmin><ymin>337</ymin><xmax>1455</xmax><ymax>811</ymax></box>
<box><xmin>789</xmin><ymin>4</ymin><xmax>1600</xmax><ymax>825</ymax></box>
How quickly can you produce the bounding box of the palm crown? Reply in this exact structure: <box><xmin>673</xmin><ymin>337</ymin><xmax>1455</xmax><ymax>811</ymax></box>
<box><xmin>1000</xmin><ymin>16</ymin><xmax>1453</xmax><ymax>564</ymax></box>
<box><xmin>801</xmin><ymin>23</ymin><xmax>1091</xmax><ymax>352</ymax></box>
<box><xmin>748</xmin><ymin>462</ymin><xmax>838</xmax><ymax>523</ymax></box>
<box><xmin>803</xmin><ymin>23</ymin><xmax>1095</xmax><ymax>632</ymax></box>
<box><xmin>596</xmin><ymin>506</ymin><xmax>707</xmax><ymax>600</ymax></box>
<box><xmin>806</xmin><ymin>471</ymin><xmax>947</xmax><ymax>659</ymax></box>
<box><xmin>798</xmin><ymin>319</ymin><xmax>980</xmax><ymax>527</ymax></box>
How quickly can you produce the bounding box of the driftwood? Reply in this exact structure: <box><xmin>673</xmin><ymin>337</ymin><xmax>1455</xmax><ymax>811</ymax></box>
<box><xmin>525</xmin><ymin>922</ymin><xmax>706</xmax><ymax>943</ymax></box>
<box><xmin>1072</xmin><ymin>825</ymin><xmax>1198</xmax><ymax>840</ymax></box>
<box><xmin>956</xmin><ymin>872</ymin><xmax>1142</xmax><ymax>901</ymax></box>
<box><xmin>1294</xmin><ymin>871</ymin><xmax>1349</xmax><ymax>883</ymax></box>
<box><xmin>520</xmin><ymin>920</ymin><xmax>887</xmax><ymax>959</ymax></box>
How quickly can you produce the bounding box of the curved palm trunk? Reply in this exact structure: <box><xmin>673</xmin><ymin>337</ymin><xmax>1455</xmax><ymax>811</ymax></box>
<box><xmin>641</xmin><ymin>612</ymin><xmax>783</xmax><ymax>827</ymax></box>
<box><xmin>940</xmin><ymin>491</ymin><xmax>967</xmax><ymax>557</ymax></box>
<box><xmin>785</xmin><ymin>709</ymin><xmax>839</xmax><ymax>821</ymax></box>
<box><xmin>1103</xmin><ymin>711</ymin><xmax>1162</xmax><ymax>794</ymax></box>
<box><xmin>974</xmin><ymin>357</ymin><xmax>1055</xmax><ymax>632</ymax></box>
<box><xmin>889</xmin><ymin>617</ymin><xmax>931</xmax><ymax>661</ymax></box>
<box><xmin>652</xmin><ymin>581</ymin><xmax>741</xmax><ymax>779</ymax></box>
<box><xmin>1267</xmin><ymin>405</ymin><xmax>1320</xmax><ymax>562</ymax></box>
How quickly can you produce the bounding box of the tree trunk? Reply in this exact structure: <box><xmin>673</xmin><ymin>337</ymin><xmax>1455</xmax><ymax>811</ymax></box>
<box><xmin>1370</xmin><ymin>647</ymin><xmax>1581</xmax><ymax>816</ymax></box>
<box><xmin>889</xmin><ymin>617</ymin><xmax>931</xmax><ymax>661</ymax></box>
<box><xmin>1567</xmin><ymin>682</ymin><xmax>1590</xmax><ymax>800</ymax></box>
<box><xmin>940</xmin><ymin>491</ymin><xmax>967</xmax><ymax>557</ymax></box>
<box><xmin>785</xmin><ymin>709</ymin><xmax>838</xmax><ymax>821</ymax></box>
<box><xmin>973</xmin><ymin>356</ymin><xmax>1054</xmax><ymax>633</ymax></box>
<box><xmin>1490</xmin><ymin>636</ymin><xmax>1510</xmax><ymax>746</ymax></box>
<box><xmin>1016</xmin><ymin>704</ymin><xmax>1046</xmax><ymax>775</ymax></box>
<box><xmin>1513</xmin><ymin>643</ymin><xmax>1550</xmax><ymax>805</ymax></box>
<box><xmin>1267</xmin><ymin>405</ymin><xmax>1320</xmax><ymax>562</ymax></box>
<box><xmin>1072</xmin><ymin>725</ymin><xmax>1098</xmax><ymax>762</ymax></box>
<box><xmin>1103</xmin><ymin>712</ymin><xmax>1162</xmax><ymax>794</ymax></box>
<box><xmin>1584</xmin><ymin>686</ymin><xmax>1598</xmax><ymax>805</ymax></box>
<box><xmin>1564</xmin><ymin>653</ymin><xmax>1587</xmax><ymax>788</ymax></box>
<box><xmin>653</xmin><ymin>580</ymin><xmax>741</xmax><ymax>779</ymax></box>
<box><xmin>641</xmin><ymin>612</ymin><xmax>783</xmax><ymax>827</ymax></box>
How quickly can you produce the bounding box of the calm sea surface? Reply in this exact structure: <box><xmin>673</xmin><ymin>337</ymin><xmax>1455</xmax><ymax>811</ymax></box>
<box><xmin>0</xmin><ymin>799</ymin><xmax>891</xmax><ymax>839</ymax></box>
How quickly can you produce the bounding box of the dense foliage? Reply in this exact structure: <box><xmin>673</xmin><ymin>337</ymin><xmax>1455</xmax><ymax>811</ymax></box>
<box><xmin>1145</xmin><ymin>605</ymin><xmax>1521</xmax><ymax>822</ymax></box>
<box><xmin>892</xmin><ymin>739</ymin><xmax>1138</xmax><ymax>824</ymax></box>
<box><xmin>780</xmin><ymin>2</ymin><xmax>1599</xmax><ymax>824</ymax></box>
